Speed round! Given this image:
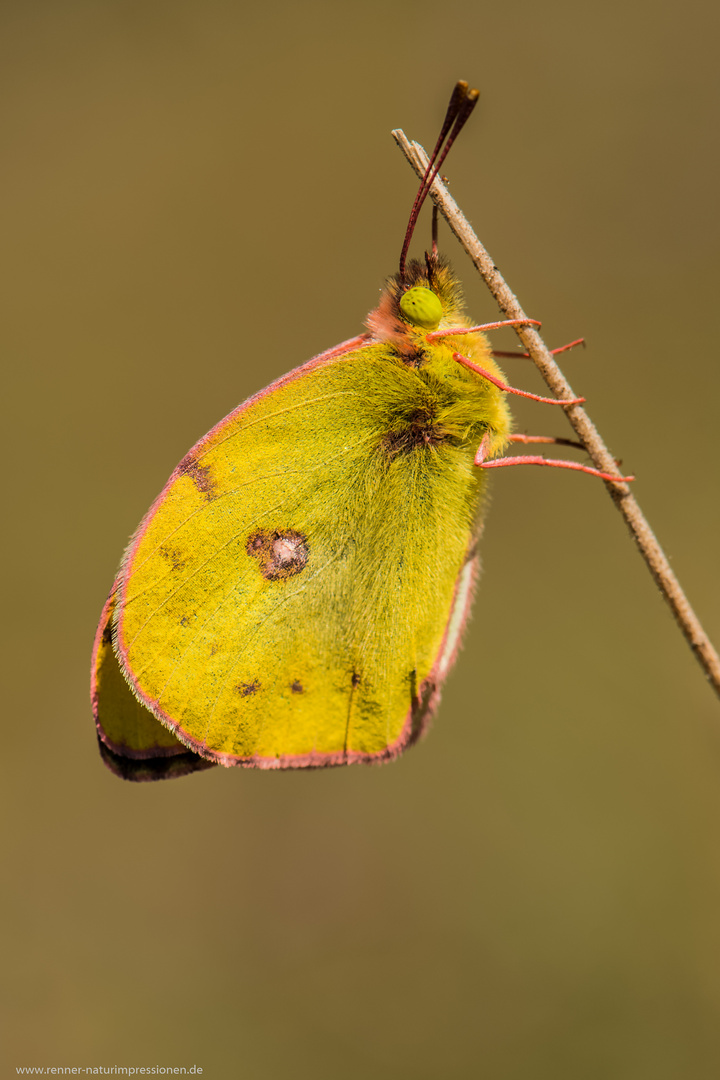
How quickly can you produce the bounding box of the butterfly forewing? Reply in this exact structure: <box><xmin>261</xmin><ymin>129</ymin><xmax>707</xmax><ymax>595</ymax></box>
<box><xmin>115</xmin><ymin>340</ymin><xmax>496</xmax><ymax>767</ymax></box>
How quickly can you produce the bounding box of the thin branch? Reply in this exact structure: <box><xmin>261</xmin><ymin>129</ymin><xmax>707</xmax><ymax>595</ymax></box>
<box><xmin>393</xmin><ymin>129</ymin><xmax>720</xmax><ymax>700</ymax></box>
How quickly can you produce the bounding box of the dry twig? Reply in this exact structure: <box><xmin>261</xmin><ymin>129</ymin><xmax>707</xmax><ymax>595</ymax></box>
<box><xmin>393</xmin><ymin>129</ymin><xmax>720</xmax><ymax>700</ymax></box>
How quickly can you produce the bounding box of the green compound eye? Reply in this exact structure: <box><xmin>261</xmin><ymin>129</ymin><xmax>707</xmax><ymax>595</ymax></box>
<box><xmin>399</xmin><ymin>286</ymin><xmax>443</xmax><ymax>330</ymax></box>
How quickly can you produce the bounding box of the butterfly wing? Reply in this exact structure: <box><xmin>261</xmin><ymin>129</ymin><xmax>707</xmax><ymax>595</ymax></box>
<box><xmin>92</xmin><ymin>584</ymin><xmax>217</xmax><ymax>780</ymax></box>
<box><xmin>114</xmin><ymin>335</ymin><xmax>489</xmax><ymax>768</ymax></box>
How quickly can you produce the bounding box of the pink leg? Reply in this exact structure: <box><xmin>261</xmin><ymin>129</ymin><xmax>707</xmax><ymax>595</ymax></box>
<box><xmin>508</xmin><ymin>433</ymin><xmax>585</xmax><ymax>452</ymax></box>
<box><xmin>480</xmin><ymin>455</ymin><xmax>634</xmax><ymax>483</ymax></box>
<box><xmin>427</xmin><ymin>318</ymin><xmax>541</xmax><ymax>342</ymax></box>
<box><xmin>492</xmin><ymin>337</ymin><xmax>586</xmax><ymax>360</ymax></box>
<box><xmin>474</xmin><ymin>433</ymin><xmax>633</xmax><ymax>482</ymax></box>
<box><xmin>453</xmin><ymin>352</ymin><xmax>585</xmax><ymax>406</ymax></box>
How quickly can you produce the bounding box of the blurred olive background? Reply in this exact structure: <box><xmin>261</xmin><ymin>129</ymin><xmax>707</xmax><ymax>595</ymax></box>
<box><xmin>3</xmin><ymin>0</ymin><xmax>720</xmax><ymax>1076</ymax></box>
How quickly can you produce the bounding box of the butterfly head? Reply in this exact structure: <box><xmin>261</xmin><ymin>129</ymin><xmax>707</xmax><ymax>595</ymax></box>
<box><xmin>399</xmin><ymin>286</ymin><xmax>443</xmax><ymax>330</ymax></box>
<box><xmin>366</xmin><ymin>255</ymin><xmax>469</xmax><ymax>351</ymax></box>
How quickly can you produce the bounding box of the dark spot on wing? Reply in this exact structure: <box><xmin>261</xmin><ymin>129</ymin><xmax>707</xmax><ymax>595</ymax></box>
<box><xmin>290</xmin><ymin>680</ymin><xmax>303</xmax><ymax>693</ymax></box>
<box><xmin>179</xmin><ymin>453</ymin><xmax>216</xmax><ymax>499</ymax></box>
<box><xmin>236</xmin><ymin>680</ymin><xmax>260</xmax><ymax>696</ymax></box>
<box><xmin>159</xmin><ymin>545</ymin><xmax>187</xmax><ymax>571</ymax></box>
<box><xmin>246</xmin><ymin>529</ymin><xmax>309</xmax><ymax>580</ymax></box>
<box><xmin>351</xmin><ymin>672</ymin><xmax>361</xmax><ymax>687</ymax></box>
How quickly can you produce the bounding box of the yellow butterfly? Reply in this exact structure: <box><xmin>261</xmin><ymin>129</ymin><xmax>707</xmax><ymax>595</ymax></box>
<box><xmin>92</xmin><ymin>82</ymin><xmax>620</xmax><ymax>780</ymax></box>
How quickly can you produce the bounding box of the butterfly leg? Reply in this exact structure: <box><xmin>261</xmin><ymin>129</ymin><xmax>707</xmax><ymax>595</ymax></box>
<box><xmin>508</xmin><ymin>433</ymin><xmax>585</xmax><ymax>451</ymax></box>
<box><xmin>427</xmin><ymin>318</ymin><xmax>542</xmax><ymax>341</ymax></box>
<box><xmin>452</xmin><ymin>351</ymin><xmax>585</xmax><ymax>406</ymax></box>
<box><xmin>492</xmin><ymin>337</ymin><xmax>586</xmax><ymax>360</ymax></box>
<box><xmin>474</xmin><ymin>432</ymin><xmax>634</xmax><ymax>482</ymax></box>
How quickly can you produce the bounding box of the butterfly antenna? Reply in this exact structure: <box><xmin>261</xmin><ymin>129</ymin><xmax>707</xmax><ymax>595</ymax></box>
<box><xmin>398</xmin><ymin>81</ymin><xmax>479</xmax><ymax>282</ymax></box>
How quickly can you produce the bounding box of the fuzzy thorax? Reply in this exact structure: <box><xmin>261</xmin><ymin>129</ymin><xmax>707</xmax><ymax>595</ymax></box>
<box><xmin>365</xmin><ymin>256</ymin><xmax>512</xmax><ymax>459</ymax></box>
